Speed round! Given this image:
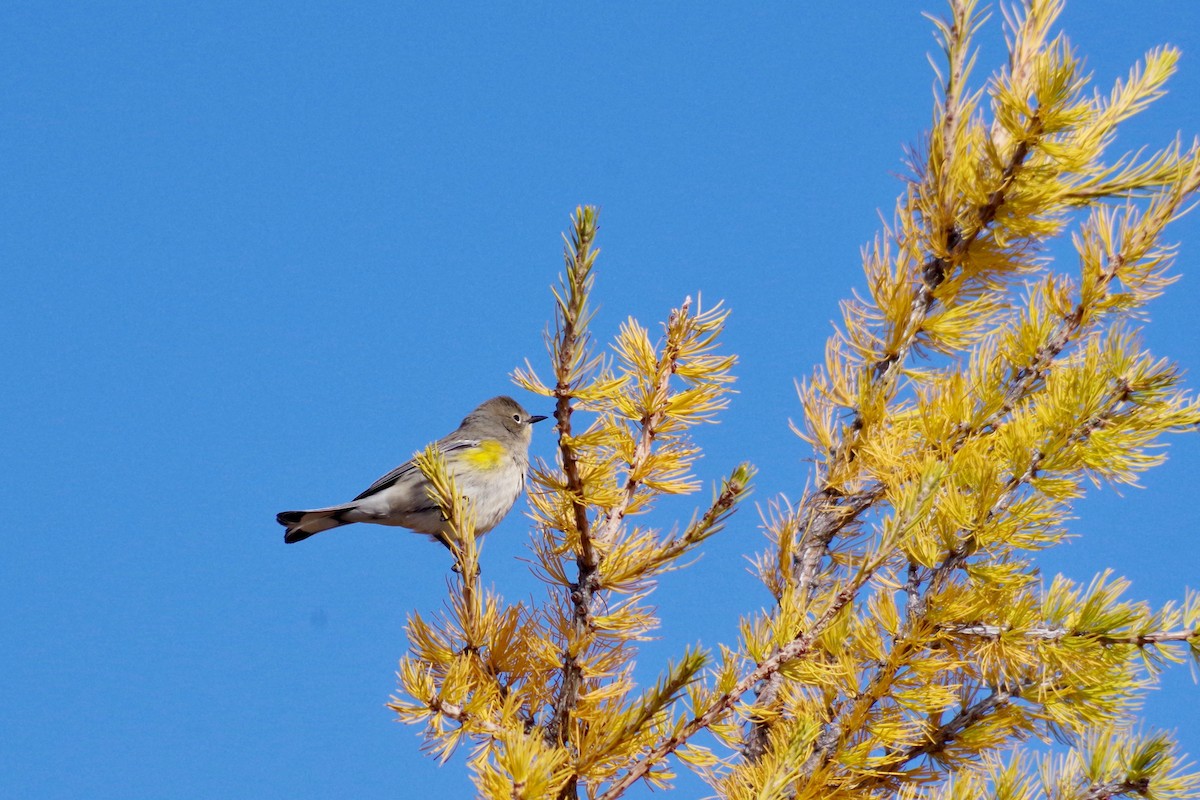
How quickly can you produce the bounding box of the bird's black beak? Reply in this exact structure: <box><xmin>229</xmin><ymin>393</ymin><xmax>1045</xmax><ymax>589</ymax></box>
<box><xmin>530</xmin><ymin>415</ymin><xmax>549</xmax><ymax>424</ymax></box>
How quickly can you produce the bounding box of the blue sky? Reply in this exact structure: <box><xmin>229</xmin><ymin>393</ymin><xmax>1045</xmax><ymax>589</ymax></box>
<box><xmin>3</xmin><ymin>3</ymin><xmax>1199</xmax><ymax>798</ymax></box>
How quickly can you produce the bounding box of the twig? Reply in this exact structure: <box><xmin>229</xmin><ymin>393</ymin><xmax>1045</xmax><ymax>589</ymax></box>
<box><xmin>428</xmin><ymin>697</ymin><xmax>505</xmax><ymax>739</ymax></box>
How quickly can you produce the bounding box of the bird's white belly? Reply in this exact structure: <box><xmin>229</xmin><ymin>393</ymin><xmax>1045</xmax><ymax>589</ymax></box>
<box><xmin>450</xmin><ymin>458</ymin><xmax>526</xmax><ymax>535</ymax></box>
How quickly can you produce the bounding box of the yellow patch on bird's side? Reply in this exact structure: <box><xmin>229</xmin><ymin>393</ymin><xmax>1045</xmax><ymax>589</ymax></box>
<box><xmin>462</xmin><ymin>440</ymin><xmax>506</xmax><ymax>470</ymax></box>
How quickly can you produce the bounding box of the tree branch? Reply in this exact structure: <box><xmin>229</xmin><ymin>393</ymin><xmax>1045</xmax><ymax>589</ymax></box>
<box><xmin>948</xmin><ymin>624</ymin><xmax>1198</xmax><ymax>648</ymax></box>
<box><xmin>550</xmin><ymin>294</ymin><xmax>694</xmax><ymax>800</ymax></box>
<box><xmin>860</xmin><ymin>680</ymin><xmax>1033</xmax><ymax>785</ymax></box>
<box><xmin>546</xmin><ymin>209</ymin><xmax>599</xmax><ymax>800</ymax></box>
<box><xmin>599</xmin><ymin>580</ymin><xmax>867</xmax><ymax>800</ymax></box>
<box><xmin>427</xmin><ymin>697</ymin><xmax>505</xmax><ymax>739</ymax></box>
<box><xmin>1078</xmin><ymin>778</ymin><xmax>1153</xmax><ymax>800</ymax></box>
<box><xmin>592</xmin><ymin>299</ymin><xmax>690</xmax><ymax>547</ymax></box>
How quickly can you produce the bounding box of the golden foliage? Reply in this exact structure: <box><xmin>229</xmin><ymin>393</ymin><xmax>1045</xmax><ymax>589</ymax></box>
<box><xmin>389</xmin><ymin>2</ymin><xmax>1200</xmax><ymax>797</ymax></box>
<box><xmin>389</xmin><ymin>204</ymin><xmax>751</xmax><ymax>799</ymax></box>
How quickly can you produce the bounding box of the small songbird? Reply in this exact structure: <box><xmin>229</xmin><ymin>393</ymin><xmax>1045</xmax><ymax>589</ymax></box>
<box><xmin>277</xmin><ymin>396</ymin><xmax>548</xmax><ymax>546</ymax></box>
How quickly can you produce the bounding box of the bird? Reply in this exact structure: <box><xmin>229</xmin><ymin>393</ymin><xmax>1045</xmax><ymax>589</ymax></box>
<box><xmin>277</xmin><ymin>396</ymin><xmax>548</xmax><ymax>546</ymax></box>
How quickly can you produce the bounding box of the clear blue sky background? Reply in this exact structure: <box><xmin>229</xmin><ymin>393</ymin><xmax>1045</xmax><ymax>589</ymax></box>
<box><xmin>3</xmin><ymin>3</ymin><xmax>1198</xmax><ymax>798</ymax></box>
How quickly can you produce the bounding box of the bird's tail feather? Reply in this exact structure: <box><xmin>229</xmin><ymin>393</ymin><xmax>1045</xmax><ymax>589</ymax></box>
<box><xmin>277</xmin><ymin>506</ymin><xmax>353</xmax><ymax>543</ymax></box>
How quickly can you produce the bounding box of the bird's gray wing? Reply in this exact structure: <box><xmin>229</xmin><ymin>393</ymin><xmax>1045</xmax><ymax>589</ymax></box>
<box><xmin>352</xmin><ymin>438</ymin><xmax>480</xmax><ymax>500</ymax></box>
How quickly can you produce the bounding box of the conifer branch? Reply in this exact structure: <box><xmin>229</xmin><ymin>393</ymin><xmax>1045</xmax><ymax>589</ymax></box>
<box><xmin>528</xmin><ymin>223</ymin><xmax>742</xmax><ymax>798</ymax></box>
<box><xmin>790</xmin><ymin>1</ymin><xmax>1050</xmax><ymax>606</ymax></box>
<box><xmin>839</xmin><ymin>368</ymin><xmax>1179</xmax><ymax>785</ymax></box>
<box><xmin>949</xmin><ymin>624</ymin><xmax>1199</xmax><ymax>648</ymax></box>
<box><xmin>903</xmin><ymin>109</ymin><xmax>1042</xmax><ymax>371</ymax></box>
<box><xmin>636</xmin><ymin>464</ymin><xmax>755</xmax><ymax>578</ymax></box>
<box><xmin>592</xmin><ymin>299</ymin><xmax>691</xmax><ymax>548</ymax></box>
<box><xmin>550</xmin><ymin>297</ymin><xmax>722</xmax><ymax>795</ymax></box>
<box><xmin>744</xmin><ymin>487</ymin><xmax>879</xmax><ymax>761</ymax></box>
<box><xmin>599</xmin><ymin>578</ymin><xmax>869</xmax><ymax>799</ymax></box>
<box><xmin>392</xmin><ymin>5</ymin><xmax>1200</xmax><ymax>797</ymax></box>
<box><xmin>545</xmin><ymin>208</ymin><xmax>601</xmax><ymax>781</ymax></box>
<box><xmin>414</xmin><ymin>443</ymin><xmax>482</xmax><ymax>633</ymax></box>
<box><xmin>426</xmin><ymin>697</ymin><xmax>505</xmax><ymax>738</ymax></box>
<box><xmin>736</xmin><ymin>4</ymin><xmax>1200</xmax><ymax>796</ymax></box>
<box><xmin>991</xmin><ymin>149</ymin><xmax>1200</xmax><ymax>425</ymax></box>
<box><xmin>554</xmin><ymin>206</ymin><xmax>600</xmax><ymax>562</ymax></box>
<box><xmin>753</xmin><ymin>4</ymin><xmax>1051</xmax><ymax>770</ymax></box>
<box><xmin>860</xmin><ymin>680</ymin><xmax>1032</xmax><ymax>784</ymax></box>
<box><xmin>791</xmin><ymin>488</ymin><xmax>881</xmax><ymax>599</ymax></box>
<box><xmin>1078</xmin><ymin>778</ymin><xmax>1152</xmax><ymax>800</ymax></box>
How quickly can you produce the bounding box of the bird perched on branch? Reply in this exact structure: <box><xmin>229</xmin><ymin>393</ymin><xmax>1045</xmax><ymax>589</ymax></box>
<box><xmin>277</xmin><ymin>396</ymin><xmax>547</xmax><ymax>546</ymax></box>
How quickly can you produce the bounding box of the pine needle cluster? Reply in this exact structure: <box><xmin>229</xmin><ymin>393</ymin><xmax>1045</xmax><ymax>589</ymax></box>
<box><xmin>390</xmin><ymin>2</ymin><xmax>1200</xmax><ymax>798</ymax></box>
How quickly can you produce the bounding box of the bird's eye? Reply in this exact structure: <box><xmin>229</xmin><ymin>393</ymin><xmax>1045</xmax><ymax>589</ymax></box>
<box><xmin>513</xmin><ymin>414</ymin><xmax>522</xmax><ymax>422</ymax></box>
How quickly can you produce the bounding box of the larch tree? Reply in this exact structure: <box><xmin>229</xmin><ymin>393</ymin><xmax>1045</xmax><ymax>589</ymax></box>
<box><xmin>389</xmin><ymin>1</ymin><xmax>1200</xmax><ymax>798</ymax></box>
